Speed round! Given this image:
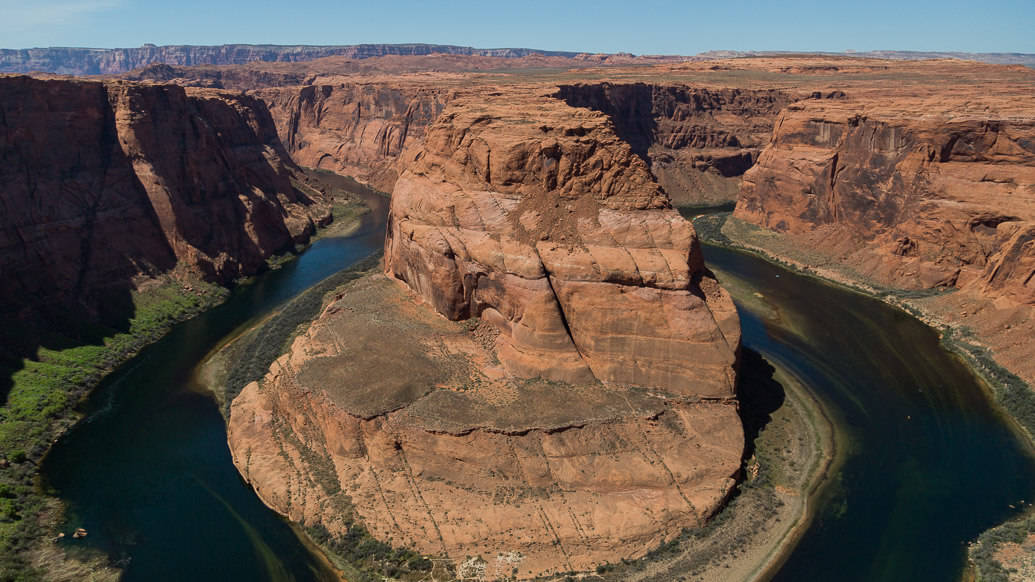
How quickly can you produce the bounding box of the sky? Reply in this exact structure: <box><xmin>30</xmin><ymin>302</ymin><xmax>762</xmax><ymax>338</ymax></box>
<box><xmin>1</xmin><ymin>0</ymin><xmax>1033</xmax><ymax>54</ymax></box>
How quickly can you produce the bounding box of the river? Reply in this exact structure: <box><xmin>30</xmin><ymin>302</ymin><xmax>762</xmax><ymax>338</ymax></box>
<box><xmin>40</xmin><ymin>190</ymin><xmax>387</xmax><ymax>581</ymax></box>
<box><xmin>41</xmin><ymin>202</ymin><xmax>1035</xmax><ymax>581</ymax></box>
<box><xmin>705</xmin><ymin>242</ymin><xmax>1035</xmax><ymax>581</ymax></box>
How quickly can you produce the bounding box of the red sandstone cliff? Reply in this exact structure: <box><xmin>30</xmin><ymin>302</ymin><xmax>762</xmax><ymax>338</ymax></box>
<box><xmin>734</xmin><ymin>95</ymin><xmax>1035</xmax><ymax>303</ymax></box>
<box><xmin>556</xmin><ymin>83</ymin><xmax>791</xmax><ymax>206</ymax></box>
<box><xmin>0</xmin><ymin>75</ymin><xmax>330</xmax><ymax>325</ymax></box>
<box><xmin>729</xmin><ymin>74</ymin><xmax>1035</xmax><ymax>386</ymax></box>
<box><xmin>256</xmin><ymin>83</ymin><xmax>449</xmax><ymax>192</ymax></box>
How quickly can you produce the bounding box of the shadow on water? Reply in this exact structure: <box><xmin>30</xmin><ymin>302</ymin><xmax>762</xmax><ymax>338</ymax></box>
<box><xmin>737</xmin><ymin>348</ymin><xmax>787</xmax><ymax>462</ymax></box>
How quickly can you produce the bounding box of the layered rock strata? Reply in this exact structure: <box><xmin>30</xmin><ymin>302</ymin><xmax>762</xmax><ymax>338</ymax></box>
<box><xmin>731</xmin><ymin>84</ymin><xmax>1035</xmax><ymax>385</ymax></box>
<box><xmin>229</xmin><ymin>90</ymin><xmax>742</xmax><ymax>578</ymax></box>
<box><xmin>257</xmin><ymin>83</ymin><xmax>449</xmax><ymax>192</ymax></box>
<box><xmin>0</xmin><ymin>75</ymin><xmax>329</xmax><ymax>324</ymax></box>
<box><xmin>556</xmin><ymin>83</ymin><xmax>790</xmax><ymax>206</ymax></box>
<box><xmin>386</xmin><ymin>91</ymin><xmax>741</xmax><ymax>395</ymax></box>
<box><xmin>734</xmin><ymin>95</ymin><xmax>1035</xmax><ymax>303</ymax></box>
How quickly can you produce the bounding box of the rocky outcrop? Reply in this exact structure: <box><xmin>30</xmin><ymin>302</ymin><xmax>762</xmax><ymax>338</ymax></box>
<box><xmin>0</xmin><ymin>75</ymin><xmax>329</xmax><ymax>326</ymax></box>
<box><xmin>556</xmin><ymin>83</ymin><xmax>791</xmax><ymax>206</ymax></box>
<box><xmin>734</xmin><ymin>97</ymin><xmax>1035</xmax><ymax>304</ymax></box>
<box><xmin>386</xmin><ymin>90</ymin><xmax>740</xmax><ymax>395</ymax></box>
<box><xmin>229</xmin><ymin>89</ymin><xmax>742</xmax><ymax>579</ymax></box>
<box><xmin>0</xmin><ymin>44</ymin><xmax>581</xmax><ymax>75</ymax></box>
<box><xmin>256</xmin><ymin>83</ymin><xmax>449</xmax><ymax>192</ymax></box>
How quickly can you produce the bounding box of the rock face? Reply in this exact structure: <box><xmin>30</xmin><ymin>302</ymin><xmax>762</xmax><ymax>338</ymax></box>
<box><xmin>555</xmin><ymin>83</ymin><xmax>790</xmax><ymax>206</ymax></box>
<box><xmin>0</xmin><ymin>44</ymin><xmax>581</xmax><ymax>75</ymax></box>
<box><xmin>386</xmin><ymin>91</ymin><xmax>740</xmax><ymax>395</ymax></box>
<box><xmin>229</xmin><ymin>89</ymin><xmax>742</xmax><ymax>579</ymax></box>
<box><xmin>0</xmin><ymin>75</ymin><xmax>329</xmax><ymax>325</ymax></box>
<box><xmin>734</xmin><ymin>95</ymin><xmax>1035</xmax><ymax>304</ymax></box>
<box><xmin>257</xmin><ymin>83</ymin><xmax>449</xmax><ymax>192</ymax></box>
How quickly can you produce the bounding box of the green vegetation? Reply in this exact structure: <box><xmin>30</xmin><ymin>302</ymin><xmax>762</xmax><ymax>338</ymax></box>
<box><xmin>943</xmin><ymin>328</ymin><xmax>1035</xmax><ymax>441</ymax></box>
<box><xmin>970</xmin><ymin>510</ymin><xmax>1035</xmax><ymax>582</ymax></box>
<box><xmin>0</xmin><ymin>279</ymin><xmax>228</xmax><ymax>580</ymax></box>
<box><xmin>0</xmin><ymin>166</ymin><xmax>374</xmax><ymax>580</ymax></box>
<box><xmin>306</xmin><ymin>522</ymin><xmax>440</xmax><ymax>582</ymax></box>
<box><xmin>686</xmin><ymin>211</ymin><xmax>734</xmax><ymax>245</ymax></box>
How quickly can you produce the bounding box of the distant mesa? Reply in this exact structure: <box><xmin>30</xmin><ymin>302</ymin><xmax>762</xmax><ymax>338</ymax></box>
<box><xmin>0</xmin><ymin>43</ymin><xmax>586</xmax><ymax>75</ymax></box>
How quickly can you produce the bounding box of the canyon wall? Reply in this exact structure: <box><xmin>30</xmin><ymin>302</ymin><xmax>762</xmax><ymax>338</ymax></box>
<box><xmin>0</xmin><ymin>44</ymin><xmax>581</xmax><ymax>75</ymax></box>
<box><xmin>0</xmin><ymin>75</ymin><xmax>330</xmax><ymax>329</ymax></box>
<box><xmin>229</xmin><ymin>89</ymin><xmax>743</xmax><ymax>578</ymax></box>
<box><xmin>556</xmin><ymin>83</ymin><xmax>791</xmax><ymax>206</ymax></box>
<box><xmin>734</xmin><ymin>98</ymin><xmax>1035</xmax><ymax>303</ymax></box>
<box><xmin>730</xmin><ymin>87</ymin><xmax>1035</xmax><ymax>386</ymax></box>
<box><xmin>256</xmin><ymin>83</ymin><xmax>449</xmax><ymax>192</ymax></box>
<box><xmin>251</xmin><ymin>81</ymin><xmax>789</xmax><ymax>203</ymax></box>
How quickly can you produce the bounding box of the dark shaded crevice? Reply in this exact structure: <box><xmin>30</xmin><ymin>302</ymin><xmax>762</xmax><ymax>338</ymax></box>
<box><xmin>538</xmin><ymin>253</ymin><xmax>600</xmax><ymax>384</ymax></box>
<box><xmin>544</xmin><ymin>273</ymin><xmax>590</xmax><ymax>366</ymax></box>
<box><xmin>554</xmin><ymin>82</ymin><xmax>656</xmax><ymax>166</ymax></box>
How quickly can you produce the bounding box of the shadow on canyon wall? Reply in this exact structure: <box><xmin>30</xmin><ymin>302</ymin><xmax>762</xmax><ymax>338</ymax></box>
<box><xmin>553</xmin><ymin>83</ymin><xmax>658</xmax><ymax>165</ymax></box>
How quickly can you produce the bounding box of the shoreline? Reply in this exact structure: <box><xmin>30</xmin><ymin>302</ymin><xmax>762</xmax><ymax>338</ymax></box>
<box><xmin>690</xmin><ymin>210</ymin><xmax>1035</xmax><ymax>582</ymax></box>
<box><xmin>697</xmin><ymin>213</ymin><xmax>1035</xmax><ymax>450</ymax></box>
<box><xmin>740</xmin><ymin>363</ymin><xmax>841</xmax><ymax>582</ymax></box>
<box><xmin>587</xmin><ymin>348</ymin><xmax>839</xmax><ymax>582</ymax></box>
<box><xmin>209</xmin><ymin>264</ymin><xmax>840</xmax><ymax>582</ymax></box>
<box><xmin>0</xmin><ymin>194</ymin><xmax>369</xmax><ymax>581</ymax></box>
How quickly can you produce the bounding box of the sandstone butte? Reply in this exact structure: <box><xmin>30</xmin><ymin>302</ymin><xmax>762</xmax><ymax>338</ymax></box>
<box><xmin>228</xmin><ymin>89</ymin><xmax>743</xmax><ymax>578</ymax></box>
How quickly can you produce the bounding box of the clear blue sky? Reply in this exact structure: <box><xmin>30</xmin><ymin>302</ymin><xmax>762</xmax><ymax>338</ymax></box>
<box><xmin>2</xmin><ymin>0</ymin><xmax>1033</xmax><ymax>54</ymax></box>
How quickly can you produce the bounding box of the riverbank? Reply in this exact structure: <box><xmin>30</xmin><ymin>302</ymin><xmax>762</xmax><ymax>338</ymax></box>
<box><xmin>695</xmin><ymin>213</ymin><xmax>1035</xmax><ymax>441</ymax></box>
<box><xmin>590</xmin><ymin>349</ymin><xmax>838</xmax><ymax>582</ymax></box>
<box><xmin>197</xmin><ymin>254</ymin><xmax>382</xmax><ymax>416</ymax></box>
<box><xmin>0</xmin><ymin>276</ymin><xmax>229</xmax><ymax>579</ymax></box>
<box><xmin>208</xmin><ymin>259</ymin><xmax>838</xmax><ymax>582</ymax></box>
<box><xmin>689</xmin><ymin>210</ymin><xmax>1035</xmax><ymax>582</ymax></box>
<box><xmin>0</xmin><ymin>169</ymin><xmax>374</xmax><ymax>581</ymax></box>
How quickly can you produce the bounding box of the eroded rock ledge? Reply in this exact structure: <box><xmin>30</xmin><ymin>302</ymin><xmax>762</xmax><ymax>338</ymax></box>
<box><xmin>229</xmin><ymin>89</ymin><xmax>743</xmax><ymax>578</ymax></box>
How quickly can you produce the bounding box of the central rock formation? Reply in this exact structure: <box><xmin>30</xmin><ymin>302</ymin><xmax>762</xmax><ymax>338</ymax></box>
<box><xmin>386</xmin><ymin>90</ymin><xmax>740</xmax><ymax>395</ymax></box>
<box><xmin>229</xmin><ymin>89</ymin><xmax>742</xmax><ymax>579</ymax></box>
